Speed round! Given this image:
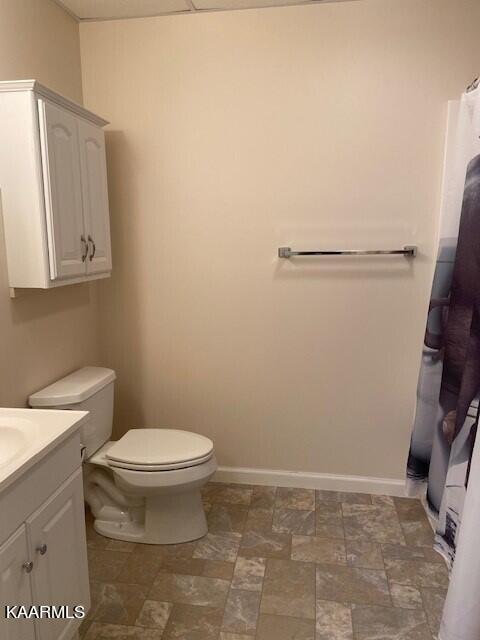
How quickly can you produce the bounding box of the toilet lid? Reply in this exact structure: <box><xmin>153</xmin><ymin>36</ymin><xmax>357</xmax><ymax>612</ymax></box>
<box><xmin>105</xmin><ymin>429</ymin><xmax>214</xmax><ymax>467</ymax></box>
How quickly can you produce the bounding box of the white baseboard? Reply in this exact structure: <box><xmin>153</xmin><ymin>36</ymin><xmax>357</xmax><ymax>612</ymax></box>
<box><xmin>214</xmin><ymin>465</ymin><xmax>407</xmax><ymax>497</ymax></box>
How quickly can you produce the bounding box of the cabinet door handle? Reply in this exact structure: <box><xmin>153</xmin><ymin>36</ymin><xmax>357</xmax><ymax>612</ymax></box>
<box><xmin>22</xmin><ymin>561</ymin><xmax>34</xmax><ymax>574</ymax></box>
<box><xmin>81</xmin><ymin>235</ymin><xmax>88</xmax><ymax>262</ymax></box>
<box><xmin>88</xmin><ymin>235</ymin><xmax>96</xmax><ymax>261</ymax></box>
<box><xmin>36</xmin><ymin>544</ymin><xmax>47</xmax><ymax>556</ymax></box>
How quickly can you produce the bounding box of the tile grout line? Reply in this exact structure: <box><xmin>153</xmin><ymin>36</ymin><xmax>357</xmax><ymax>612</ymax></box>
<box><xmin>219</xmin><ymin>486</ymin><xmax>255</xmax><ymax>638</ymax></box>
<box><xmin>253</xmin><ymin>484</ymin><xmax>274</xmax><ymax>639</ymax></box>
<box><xmin>314</xmin><ymin>493</ymin><xmax>317</xmax><ymax>639</ymax></box>
<box><xmin>340</xmin><ymin>498</ymin><xmax>355</xmax><ymax>640</ymax></box>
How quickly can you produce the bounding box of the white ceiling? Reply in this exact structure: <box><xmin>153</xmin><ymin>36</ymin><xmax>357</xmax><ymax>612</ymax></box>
<box><xmin>57</xmin><ymin>0</ymin><xmax>190</xmax><ymax>20</ymax></box>
<box><xmin>56</xmin><ymin>0</ymin><xmax>341</xmax><ymax>21</ymax></box>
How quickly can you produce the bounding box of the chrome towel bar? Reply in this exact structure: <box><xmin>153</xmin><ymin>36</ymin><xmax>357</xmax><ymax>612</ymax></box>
<box><xmin>278</xmin><ymin>245</ymin><xmax>417</xmax><ymax>259</ymax></box>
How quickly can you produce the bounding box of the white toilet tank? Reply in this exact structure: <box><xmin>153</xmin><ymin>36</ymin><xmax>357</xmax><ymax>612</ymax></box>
<box><xmin>29</xmin><ymin>367</ymin><xmax>116</xmax><ymax>458</ymax></box>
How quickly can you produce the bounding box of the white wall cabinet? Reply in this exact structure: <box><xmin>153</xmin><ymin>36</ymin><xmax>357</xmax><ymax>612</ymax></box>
<box><xmin>0</xmin><ymin>80</ymin><xmax>112</xmax><ymax>293</ymax></box>
<box><xmin>77</xmin><ymin>118</ymin><xmax>112</xmax><ymax>275</ymax></box>
<box><xmin>38</xmin><ymin>99</ymin><xmax>87</xmax><ymax>280</ymax></box>
<box><xmin>0</xmin><ymin>432</ymin><xmax>90</xmax><ymax>640</ymax></box>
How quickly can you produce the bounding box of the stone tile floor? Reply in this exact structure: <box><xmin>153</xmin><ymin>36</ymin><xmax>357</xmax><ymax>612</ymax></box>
<box><xmin>81</xmin><ymin>483</ymin><xmax>448</xmax><ymax>639</ymax></box>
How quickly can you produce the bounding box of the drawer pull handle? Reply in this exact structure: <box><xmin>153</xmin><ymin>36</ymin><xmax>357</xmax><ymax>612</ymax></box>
<box><xmin>81</xmin><ymin>235</ymin><xmax>88</xmax><ymax>262</ymax></box>
<box><xmin>22</xmin><ymin>561</ymin><xmax>34</xmax><ymax>574</ymax></box>
<box><xmin>88</xmin><ymin>235</ymin><xmax>96</xmax><ymax>261</ymax></box>
<box><xmin>36</xmin><ymin>544</ymin><xmax>47</xmax><ymax>556</ymax></box>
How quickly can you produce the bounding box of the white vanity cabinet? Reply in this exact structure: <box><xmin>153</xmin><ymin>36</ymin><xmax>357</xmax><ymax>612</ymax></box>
<box><xmin>27</xmin><ymin>470</ymin><xmax>89</xmax><ymax>640</ymax></box>
<box><xmin>0</xmin><ymin>526</ymin><xmax>36</xmax><ymax>640</ymax></box>
<box><xmin>0</xmin><ymin>80</ymin><xmax>112</xmax><ymax>293</ymax></box>
<box><xmin>0</xmin><ymin>424</ymin><xmax>90</xmax><ymax>640</ymax></box>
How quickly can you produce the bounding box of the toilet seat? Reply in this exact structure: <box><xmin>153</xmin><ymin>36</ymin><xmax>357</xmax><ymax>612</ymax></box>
<box><xmin>107</xmin><ymin>450</ymin><xmax>214</xmax><ymax>472</ymax></box>
<box><xmin>105</xmin><ymin>428</ymin><xmax>214</xmax><ymax>472</ymax></box>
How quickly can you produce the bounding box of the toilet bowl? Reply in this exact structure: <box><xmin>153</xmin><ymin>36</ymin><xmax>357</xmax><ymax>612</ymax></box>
<box><xmin>29</xmin><ymin>367</ymin><xmax>217</xmax><ymax>544</ymax></box>
<box><xmin>85</xmin><ymin>430</ymin><xmax>217</xmax><ymax>544</ymax></box>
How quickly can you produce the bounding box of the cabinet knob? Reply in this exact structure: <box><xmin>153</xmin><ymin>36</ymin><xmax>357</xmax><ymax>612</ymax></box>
<box><xmin>36</xmin><ymin>544</ymin><xmax>48</xmax><ymax>556</ymax></box>
<box><xmin>22</xmin><ymin>561</ymin><xmax>34</xmax><ymax>574</ymax></box>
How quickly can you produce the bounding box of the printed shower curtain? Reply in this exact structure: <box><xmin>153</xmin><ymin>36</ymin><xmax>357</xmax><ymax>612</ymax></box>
<box><xmin>407</xmin><ymin>85</ymin><xmax>480</xmax><ymax>640</ymax></box>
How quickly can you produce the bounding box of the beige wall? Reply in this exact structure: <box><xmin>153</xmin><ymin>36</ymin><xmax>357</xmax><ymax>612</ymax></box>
<box><xmin>0</xmin><ymin>0</ymin><xmax>100</xmax><ymax>406</ymax></box>
<box><xmin>80</xmin><ymin>0</ymin><xmax>480</xmax><ymax>479</ymax></box>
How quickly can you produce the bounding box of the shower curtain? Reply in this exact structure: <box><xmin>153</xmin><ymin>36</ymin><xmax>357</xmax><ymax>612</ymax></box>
<box><xmin>406</xmin><ymin>85</ymin><xmax>480</xmax><ymax>640</ymax></box>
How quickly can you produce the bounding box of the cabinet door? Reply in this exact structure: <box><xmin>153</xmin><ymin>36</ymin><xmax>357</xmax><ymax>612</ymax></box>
<box><xmin>0</xmin><ymin>525</ymin><xmax>35</xmax><ymax>640</ymax></box>
<box><xmin>38</xmin><ymin>99</ymin><xmax>86</xmax><ymax>280</ymax></box>
<box><xmin>78</xmin><ymin>119</ymin><xmax>112</xmax><ymax>274</ymax></box>
<box><xmin>27</xmin><ymin>469</ymin><xmax>90</xmax><ymax>640</ymax></box>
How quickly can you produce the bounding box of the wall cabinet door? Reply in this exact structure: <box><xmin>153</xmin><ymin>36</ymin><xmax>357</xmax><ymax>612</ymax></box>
<box><xmin>78</xmin><ymin>119</ymin><xmax>112</xmax><ymax>274</ymax></box>
<box><xmin>38</xmin><ymin>99</ymin><xmax>87</xmax><ymax>280</ymax></box>
<box><xmin>27</xmin><ymin>469</ymin><xmax>90</xmax><ymax>640</ymax></box>
<box><xmin>0</xmin><ymin>526</ymin><xmax>36</xmax><ymax>640</ymax></box>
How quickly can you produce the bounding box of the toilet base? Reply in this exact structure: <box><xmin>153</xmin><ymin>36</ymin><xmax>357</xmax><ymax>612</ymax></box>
<box><xmin>94</xmin><ymin>489</ymin><xmax>208</xmax><ymax>544</ymax></box>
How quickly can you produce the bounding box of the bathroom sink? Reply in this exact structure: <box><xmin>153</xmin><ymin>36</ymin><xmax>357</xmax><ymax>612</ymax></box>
<box><xmin>0</xmin><ymin>424</ymin><xmax>30</xmax><ymax>466</ymax></box>
<box><xmin>0</xmin><ymin>415</ymin><xmax>43</xmax><ymax>466</ymax></box>
<box><xmin>0</xmin><ymin>408</ymin><xmax>89</xmax><ymax>491</ymax></box>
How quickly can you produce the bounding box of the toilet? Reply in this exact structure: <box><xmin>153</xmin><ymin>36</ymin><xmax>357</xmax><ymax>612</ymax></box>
<box><xmin>28</xmin><ymin>367</ymin><xmax>217</xmax><ymax>544</ymax></box>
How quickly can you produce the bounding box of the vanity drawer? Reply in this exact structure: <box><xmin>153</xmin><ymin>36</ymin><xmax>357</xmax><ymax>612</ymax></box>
<box><xmin>0</xmin><ymin>431</ymin><xmax>82</xmax><ymax>542</ymax></box>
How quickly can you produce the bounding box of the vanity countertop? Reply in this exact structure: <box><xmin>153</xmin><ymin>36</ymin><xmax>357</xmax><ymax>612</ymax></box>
<box><xmin>0</xmin><ymin>407</ymin><xmax>88</xmax><ymax>492</ymax></box>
